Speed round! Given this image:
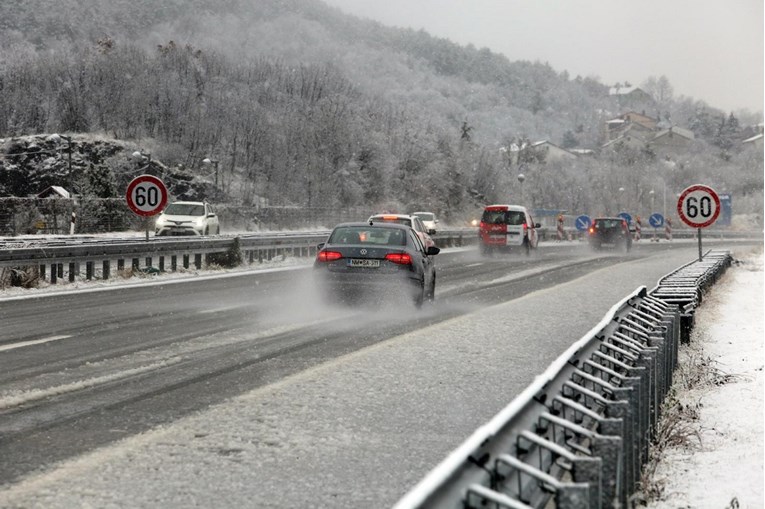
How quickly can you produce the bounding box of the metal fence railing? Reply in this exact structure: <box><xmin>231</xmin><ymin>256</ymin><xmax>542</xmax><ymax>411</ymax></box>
<box><xmin>393</xmin><ymin>250</ymin><xmax>732</xmax><ymax>509</ymax></box>
<box><xmin>0</xmin><ymin>229</ymin><xmax>476</xmax><ymax>285</ymax></box>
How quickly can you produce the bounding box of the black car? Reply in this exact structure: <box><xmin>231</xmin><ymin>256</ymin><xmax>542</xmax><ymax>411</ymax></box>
<box><xmin>588</xmin><ymin>217</ymin><xmax>632</xmax><ymax>252</ymax></box>
<box><xmin>313</xmin><ymin>222</ymin><xmax>440</xmax><ymax>307</ymax></box>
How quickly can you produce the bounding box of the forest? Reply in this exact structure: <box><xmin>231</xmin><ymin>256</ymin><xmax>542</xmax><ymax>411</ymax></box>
<box><xmin>0</xmin><ymin>0</ymin><xmax>762</xmax><ymax>227</ymax></box>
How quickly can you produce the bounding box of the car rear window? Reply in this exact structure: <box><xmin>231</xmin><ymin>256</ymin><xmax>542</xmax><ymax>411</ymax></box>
<box><xmin>414</xmin><ymin>213</ymin><xmax>434</xmax><ymax>221</ymax></box>
<box><xmin>594</xmin><ymin>219</ymin><xmax>622</xmax><ymax>229</ymax></box>
<box><xmin>329</xmin><ymin>227</ymin><xmax>407</xmax><ymax>246</ymax></box>
<box><xmin>481</xmin><ymin>210</ymin><xmax>525</xmax><ymax>225</ymax></box>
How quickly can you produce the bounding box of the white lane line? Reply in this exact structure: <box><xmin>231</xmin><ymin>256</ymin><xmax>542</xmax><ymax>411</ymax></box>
<box><xmin>465</xmin><ymin>263</ymin><xmax>483</xmax><ymax>267</ymax></box>
<box><xmin>198</xmin><ymin>305</ymin><xmax>249</xmax><ymax>314</ymax></box>
<box><xmin>0</xmin><ymin>358</ymin><xmax>182</xmax><ymax>410</ymax></box>
<box><xmin>0</xmin><ymin>335</ymin><xmax>71</xmax><ymax>352</ymax></box>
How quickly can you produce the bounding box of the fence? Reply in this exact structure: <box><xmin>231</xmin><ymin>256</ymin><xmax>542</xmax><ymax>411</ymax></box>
<box><xmin>0</xmin><ymin>229</ymin><xmax>475</xmax><ymax>286</ymax></box>
<box><xmin>0</xmin><ymin>197</ymin><xmax>385</xmax><ymax>235</ymax></box>
<box><xmin>394</xmin><ymin>250</ymin><xmax>732</xmax><ymax>509</ymax></box>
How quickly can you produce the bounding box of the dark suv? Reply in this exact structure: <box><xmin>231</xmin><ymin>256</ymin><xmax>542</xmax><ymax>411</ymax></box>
<box><xmin>588</xmin><ymin>217</ymin><xmax>632</xmax><ymax>252</ymax></box>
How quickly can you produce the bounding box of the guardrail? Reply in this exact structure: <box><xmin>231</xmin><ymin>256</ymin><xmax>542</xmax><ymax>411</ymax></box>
<box><xmin>394</xmin><ymin>250</ymin><xmax>732</xmax><ymax>509</ymax></box>
<box><xmin>0</xmin><ymin>229</ymin><xmax>477</xmax><ymax>284</ymax></box>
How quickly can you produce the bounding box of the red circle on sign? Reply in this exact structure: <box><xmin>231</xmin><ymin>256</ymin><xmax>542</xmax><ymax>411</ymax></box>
<box><xmin>126</xmin><ymin>175</ymin><xmax>168</xmax><ymax>217</ymax></box>
<box><xmin>676</xmin><ymin>184</ymin><xmax>720</xmax><ymax>228</ymax></box>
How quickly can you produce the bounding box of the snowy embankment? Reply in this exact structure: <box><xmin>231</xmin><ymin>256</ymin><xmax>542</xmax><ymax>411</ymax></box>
<box><xmin>646</xmin><ymin>249</ymin><xmax>764</xmax><ymax>508</ymax></box>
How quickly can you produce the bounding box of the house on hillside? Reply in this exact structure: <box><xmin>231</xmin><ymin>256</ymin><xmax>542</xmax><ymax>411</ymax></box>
<box><xmin>608</xmin><ymin>85</ymin><xmax>654</xmax><ymax>105</ymax></box>
<box><xmin>506</xmin><ymin>140</ymin><xmax>577</xmax><ymax>165</ymax></box>
<box><xmin>742</xmin><ymin>133</ymin><xmax>763</xmax><ymax>151</ymax></box>
<box><xmin>602</xmin><ymin>124</ymin><xmax>695</xmax><ymax>158</ymax></box>
<box><xmin>605</xmin><ymin>111</ymin><xmax>658</xmax><ymax>141</ymax></box>
<box><xmin>650</xmin><ymin>126</ymin><xmax>695</xmax><ymax>155</ymax></box>
<box><xmin>531</xmin><ymin>140</ymin><xmax>578</xmax><ymax>162</ymax></box>
<box><xmin>36</xmin><ymin>186</ymin><xmax>71</xmax><ymax>199</ymax></box>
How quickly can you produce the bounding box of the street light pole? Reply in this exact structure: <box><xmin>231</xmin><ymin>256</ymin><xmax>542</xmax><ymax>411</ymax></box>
<box><xmin>202</xmin><ymin>158</ymin><xmax>219</xmax><ymax>189</ymax></box>
<box><xmin>618</xmin><ymin>186</ymin><xmax>625</xmax><ymax>213</ymax></box>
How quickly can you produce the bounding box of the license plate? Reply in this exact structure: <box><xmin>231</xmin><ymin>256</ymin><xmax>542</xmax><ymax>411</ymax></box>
<box><xmin>349</xmin><ymin>259</ymin><xmax>380</xmax><ymax>268</ymax></box>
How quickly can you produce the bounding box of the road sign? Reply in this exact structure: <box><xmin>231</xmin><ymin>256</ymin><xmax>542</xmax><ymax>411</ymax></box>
<box><xmin>649</xmin><ymin>213</ymin><xmax>664</xmax><ymax>228</ymax></box>
<box><xmin>618</xmin><ymin>212</ymin><xmax>632</xmax><ymax>224</ymax></box>
<box><xmin>575</xmin><ymin>215</ymin><xmax>591</xmax><ymax>231</ymax></box>
<box><xmin>719</xmin><ymin>193</ymin><xmax>732</xmax><ymax>226</ymax></box>
<box><xmin>677</xmin><ymin>184</ymin><xmax>720</xmax><ymax>228</ymax></box>
<box><xmin>126</xmin><ymin>175</ymin><xmax>168</xmax><ymax>217</ymax></box>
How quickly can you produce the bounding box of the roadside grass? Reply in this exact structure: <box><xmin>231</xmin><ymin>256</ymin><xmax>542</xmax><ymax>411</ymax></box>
<box><xmin>633</xmin><ymin>331</ymin><xmax>748</xmax><ymax>505</ymax></box>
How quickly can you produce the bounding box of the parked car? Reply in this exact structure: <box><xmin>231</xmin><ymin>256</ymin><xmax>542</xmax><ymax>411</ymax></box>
<box><xmin>588</xmin><ymin>217</ymin><xmax>632</xmax><ymax>252</ymax></box>
<box><xmin>154</xmin><ymin>201</ymin><xmax>220</xmax><ymax>236</ymax></box>
<box><xmin>478</xmin><ymin>204</ymin><xmax>540</xmax><ymax>255</ymax></box>
<box><xmin>367</xmin><ymin>213</ymin><xmax>435</xmax><ymax>249</ymax></box>
<box><xmin>313</xmin><ymin>222</ymin><xmax>440</xmax><ymax>307</ymax></box>
<box><xmin>412</xmin><ymin>211</ymin><xmax>439</xmax><ymax>234</ymax></box>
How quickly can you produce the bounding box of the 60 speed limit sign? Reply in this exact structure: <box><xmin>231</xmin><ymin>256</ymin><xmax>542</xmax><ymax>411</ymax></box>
<box><xmin>126</xmin><ymin>175</ymin><xmax>168</xmax><ymax>217</ymax></box>
<box><xmin>676</xmin><ymin>184</ymin><xmax>720</xmax><ymax>228</ymax></box>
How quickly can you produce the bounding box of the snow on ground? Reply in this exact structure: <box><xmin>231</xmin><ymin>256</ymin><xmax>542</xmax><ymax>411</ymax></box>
<box><xmin>647</xmin><ymin>248</ymin><xmax>764</xmax><ymax>509</ymax></box>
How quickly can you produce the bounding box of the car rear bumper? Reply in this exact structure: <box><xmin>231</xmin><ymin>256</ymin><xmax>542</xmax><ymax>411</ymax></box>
<box><xmin>479</xmin><ymin>233</ymin><xmax>524</xmax><ymax>246</ymax></box>
<box><xmin>313</xmin><ymin>271</ymin><xmax>422</xmax><ymax>302</ymax></box>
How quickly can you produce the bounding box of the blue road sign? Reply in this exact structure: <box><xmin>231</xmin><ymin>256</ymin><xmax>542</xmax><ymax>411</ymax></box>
<box><xmin>649</xmin><ymin>213</ymin><xmax>664</xmax><ymax>228</ymax></box>
<box><xmin>719</xmin><ymin>194</ymin><xmax>732</xmax><ymax>226</ymax></box>
<box><xmin>575</xmin><ymin>215</ymin><xmax>591</xmax><ymax>231</ymax></box>
<box><xmin>618</xmin><ymin>212</ymin><xmax>632</xmax><ymax>224</ymax></box>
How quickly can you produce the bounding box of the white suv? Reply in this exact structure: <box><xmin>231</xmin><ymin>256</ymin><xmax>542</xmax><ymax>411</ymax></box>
<box><xmin>154</xmin><ymin>201</ymin><xmax>220</xmax><ymax>236</ymax></box>
<box><xmin>412</xmin><ymin>211</ymin><xmax>439</xmax><ymax>234</ymax></box>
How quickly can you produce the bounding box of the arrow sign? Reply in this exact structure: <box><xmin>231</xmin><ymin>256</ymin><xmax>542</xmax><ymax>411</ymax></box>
<box><xmin>618</xmin><ymin>212</ymin><xmax>632</xmax><ymax>225</ymax></box>
<box><xmin>649</xmin><ymin>213</ymin><xmax>664</xmax><ymax>228</ymax></box>
<box><xmin>575</xmin><ymin>215</ymin><xmax>591</xmax><ymax>231</ymax></box>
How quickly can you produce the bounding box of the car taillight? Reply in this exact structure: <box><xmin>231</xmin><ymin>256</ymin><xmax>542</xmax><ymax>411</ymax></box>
<box><xmin>479</xmin><ymin>221</ymin><xmax>488</xmax><ymax>231</ymax></box>
<box><xmin>589</xmin><ymin>227</ymin><xmax>595</xmax><ymax>234</ymax></box>
<box><xmin>523</xmin><ymin>223</ymin><xmax>528</xmax><ymax>232</ymax></box>
<box><xmin>317</xmin><ymin>250</ymin><xmax>343</xmax><ymax>262</ymax></box>
<box><xmin>385</xmin><ymin>252</ymin><xmax>412</xmax><ymax>265</ymax></box>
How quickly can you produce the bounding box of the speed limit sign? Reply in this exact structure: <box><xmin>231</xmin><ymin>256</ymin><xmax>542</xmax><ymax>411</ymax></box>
<box><xmin>677</xmin><ymin>184</ymin><xmax>720</xmax><ymax>228</ymax></box>
<box><xmin>126</xmin><ymin>175</ymin><xmax>168</xmax><ymax>217</ymax></box>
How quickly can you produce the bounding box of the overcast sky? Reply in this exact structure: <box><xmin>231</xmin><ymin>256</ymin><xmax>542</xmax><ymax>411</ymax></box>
<box><xmin>322</xmin><ymin>0</ymin><xmax>764</xmax><ymax>115</ymax></box>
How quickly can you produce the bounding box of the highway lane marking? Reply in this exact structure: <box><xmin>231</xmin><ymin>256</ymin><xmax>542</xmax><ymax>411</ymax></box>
<box><xmin>198</xmin><ymin>304</ymin><xmax>251</xmax><ymax>314</ymax></box>
<box><xmin>0</xmin><ymin>335</ymin><xmax>71</xmax><ymax>352</ymax></box>
<box><xmin>0</xmin><ymin>358</ymin><xmax>182</xmax><ymax>410</ymax></box>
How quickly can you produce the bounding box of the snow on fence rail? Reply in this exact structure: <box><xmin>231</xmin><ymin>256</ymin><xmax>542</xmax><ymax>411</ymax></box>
<box><xmin>393</xmin><ymin>250</ymin><xmax>732</xmax><ymax>509</ymax></box>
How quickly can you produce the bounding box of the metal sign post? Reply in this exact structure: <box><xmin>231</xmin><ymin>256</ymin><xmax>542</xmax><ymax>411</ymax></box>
<box><xmin>676</xmin><ymin>184</ymin><xmax>721</xmax><ymax>261</ymax></box>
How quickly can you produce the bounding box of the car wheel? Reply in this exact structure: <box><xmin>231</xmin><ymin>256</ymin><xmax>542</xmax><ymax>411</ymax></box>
<box><xmin>414</xmin><ymin>281</ymin><xmax>425</xmax><ymax>308</ymax></box>
<box><xmin>204</xmin><ymin>226</ymin><xmax>209</xmax><ymax>236</ymax></box>
<box><xmin>427</xmin><ymin>276</ymin><xmax>436</xmax><ymax>302</ymax></box>
<box><xmin>216</xmin><ymin>226</ymin><xmax>220</xmax><ymax>235</ymax></box>
<box><xmin>523</xmin><ymin>238</ymin><xmax>531</xmax><ymax>256</ymax></box>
